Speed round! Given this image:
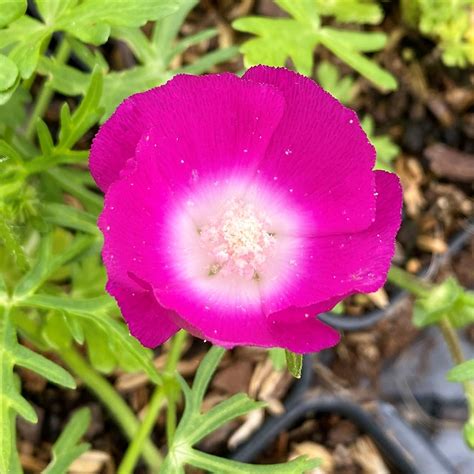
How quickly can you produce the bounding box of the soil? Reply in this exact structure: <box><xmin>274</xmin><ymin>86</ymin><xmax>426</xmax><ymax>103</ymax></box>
<box><xmin>255</xmin><ymin>414</ymin><xmax>395</xmax><ymax>474</ymax></box>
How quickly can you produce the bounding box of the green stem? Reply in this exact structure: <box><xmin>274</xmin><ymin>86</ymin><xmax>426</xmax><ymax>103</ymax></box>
<box><xmin>25</xmin><ymin>39</ymin><xmax>71</xmax><ymax>141</ymax></box>
<box><xmin>439</xmin><ymin>317</ymin><xmax>474</xmax><ymax>423</ymax></box>
<box><xmin>164</xmin><ymin>330</ymin><xmax>187</xmax><ymax>445</ymax></box>
<box><xmin>60</xmin><ymin>347</ymin><xmax>163</xmax><ymax>472</ymax></box>
<box><xmin>166</xmin><ymin>394</ymin><xmax>177</xmax><ymax>446</ymax></box>
<box><xmin>118</xmin><ymin>330</ymin><xmax>187</xmax><ymax>474</ymax></box>
<box><xmin>387</xmin><ymin>265</ymin><xmax>430</xmax><ymax>298</ymax></box>
<box><xmin>117</xmin><ymin>387</ymin><xmax>166</xmax><ymax>474</ymax></box>
<box><xmin>388</xmin><ymin>265</ymin><xmax>474</xmax><ymax>438</ymax></box>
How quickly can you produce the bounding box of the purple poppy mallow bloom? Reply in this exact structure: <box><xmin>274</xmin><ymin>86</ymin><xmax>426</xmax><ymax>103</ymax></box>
<box><xmin>90</xmin><ymin>66</ymin><xmax>402</xmax><ymax>354</ymax></box>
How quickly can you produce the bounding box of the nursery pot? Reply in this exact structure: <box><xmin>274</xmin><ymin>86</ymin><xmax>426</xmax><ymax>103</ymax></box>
<box><xmin>231</xmin><ymin>396</ymin><xmax>455</xmax><ymax>473</ymax></box>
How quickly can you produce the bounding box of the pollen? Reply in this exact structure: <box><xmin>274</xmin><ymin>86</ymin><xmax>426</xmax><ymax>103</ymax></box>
<box><xmin>200</xmin><ymin>199</ymin><xmax>276</xmax><ymax>279</ymax></box>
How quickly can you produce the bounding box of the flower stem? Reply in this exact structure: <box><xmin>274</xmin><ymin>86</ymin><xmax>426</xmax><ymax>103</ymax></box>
<box><xmin>118</xmin><ymin>330</ymin><xmax>187</xmax><ymax>474</ymax></box>
<box><xmin>25</xmin><ymin>39</ymin><xmax>71</xmax><ymax>141</ymax></box>
<box><xmin>60</xmin><ymin>347</ymin><xmax>163</xmax><ymax>472</ymax></box>
<box><xmin>439</xmin><ymin>317</ymin><xmax>474</xmax><ymax>425</ymax></box>
<box><xmin>387</xmin><ymin>265</ymin><xmax>474</xmax><ymax>435</ymax></box>
<box><xmin>439</xmin><ymin>317</ymin><xmax>465</xmax><ymax>366</ymax></box>
<box><xmin>387</xmin><ymin>265</ymin><xmax>430</xmax><ymax>298</ymax></box>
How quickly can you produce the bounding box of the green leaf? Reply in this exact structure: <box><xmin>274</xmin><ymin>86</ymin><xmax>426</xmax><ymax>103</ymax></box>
<box><xmin>0</xmin><ymin>0</ymin><xmax>26</xmax><ymax>28</ymax></box>
<box><xmin>0</xmin><ymin>139</ymin><xmax>23</xmax><ymax>165</ymax></box>
<box><xmin>316</xmin><ymin>61</ymin><xmax>357</xmax><ymax>105</ymax></box>
<box><xmin>14</xmin><ymin>233</ymin><xmax>93</xmax><ymax>299</ymax></box>
<box><xmin>36</xmin><ymin>119</ymin><xmax>55</xmax><ymax>155</ymax></box>
<box><xmin>320</xmin><ymin>28</ymin><xmax>387</xmax><ymax>52</ymax></box>
<box><xmin>83</xmin><ymin>324</ymin><xmax>116</xmax><ymax>373</ymax></box>
<box><xmin>21</xmin><ymin>294</ymin><xmax>114</xmax><ymax>314</ymax></box>
<box><xmin>14</xmin><ymin>343</ymin><xmax>75</xmax><ymax>388</ymax></box>
<box><xmin>152</xmin><ymin>0</ymin><xmax>198</xmax><ymax>55</ymax></box>
<box><xmin>56</xmin><ymin>0</ymin><xmax>182</xmax><ymax>45</ymax></box>
<box><xmin>0</xmin><ymin>54</ymin><xmax>19</xmax><ymax>92</ymax></box>
<box><xmin>183</xmin><ymin>449</ymin><xmax>319</xmax><ymax>474</ymax></box>
<box><xmin>13</xmin><ymin>234</ymin><xmax>52</xmax><ymax>299</ymax></box>
<box><xmin>169</xmin><ymin>28</ymin><xmax>218</xmax><ymax>62</ymax></box>
<box><xmin>0</xmin><ymin>85</ymin><xmax>29</xmax><ymax>127</ymax></box>
<box><xmin>315</xmin><ymin>0</ymin><xmax>383</xmax><ymax>24</ymax></box>
<box><xmin>103</xmin><ymin>66</ymin><xmax>172</xmax><ymax>119</ymax></box>
<box><xmin>447</xmin><ymin>360</ymin><xmax>474</xmax><ymax>383</ymax></box>
<box><xmin>233</xmin><ymin>17</ymin><xmax>317</xmax><ymax>75</ymax></box>
<box><xmin>318</xmin><ymin>29</ymin><xmax>397</xmax><ymax>91</ymax></box>
<box><xmin>234</xmin><ymin>5</ymin><xmax>394</xmax><ymax>86</ymax></box>
<box><xmin>192</xmin><ymin>346</ymin><xmax>226</xmax><ymax>408</ymax></box>
<box><xmin>43</xmin><ymin>408</ymin><xmax>91</xmax><ymax>474</ymax></box>
<box><xmin>111</xmin><ymin>26</ymin><xmax>157</xmax><ymax>64</ymax></box>
<box><xmin>177</xmin><ymin>46</ymin><xmax>239</xmax><ymax>75</ymax></box>
<box><xmin>413</xmin><ymin>277</ymin><xmax>474</xmax><ymax>328</ymax></box>
<box><xmin>0</xmin><ymin>307</ymin><xmax>74</xmax><ymax>472</ymax></box>
<box><xmin>186</xmin><ymin>394</ymin><xmax>265</xmax><ymax>445</ymax></box>
<box><xmin>37</xmin><ymin>56</ymin><xmax>89</xmax><ymax>96</ymax></box>
<box><xmin>0</xmin><ymin>16</ymin><xmax>51</xmax><ymax>79</ymax></box>
<box><xmin>42</xmin><ymin>311</ymin><xmax>73</xmax><ymax>350</ymax></box>
<box><xmin>361</xmin><ymin>115</ymin><xmax>400</xmax><ymax>171</ymax></box>
<box><xmin>164</xmin><ymin>345</ymin><xmax>318</xmax><ymax>473</ymax></box>
<box><xmin>67</xmin><ymin>36</ymin><xmax>108</xmax><ymax>71</ymax></box>
<box><xmin>70</xmin><ymin>312</ymin><xmax>159</xmax><ymax>382</ymax></box>
<box><xmin>42</xmin><ymin>203</ymin><xmax>99</xmax><ymax>235</ymax></box>
<box><xmin>0</xmin><ymin>54</ymin><xmax>20</xmax><ymax>105</ymax></box>
<box><xmin>285</xmin><ymin>350</ymin><xmax>303</xmax><ymax>379</ymax></box>
<box><xmin>101</xmin><ymin>66</ymin><xmax>171</xmax><ymax>120</ymax></box>
<box><xmin>46</xmin><ymin>168</ymin><xmax>103</xmax><ymax>213</ymax></box>
<box><xmin>36</xmin><ymin>0</ymin><xmax>77</xmax><ymax>25</ymax></box>
<box><xmin>63</xmin><ymin>315</ymin><xmax>84</xmax><ymax>345</ymax></box>
<box><xmin>464</xmin><ymin>420</ymin><xmax>474</xmax><ymax>450</ymax></box>
<box><xmin>57</xmin><ymin>67</ymin><xmax>103</xmax><ymax>150</ymax></box>
<box><xmin>17</xmin><ymin>292</ymin><xmax>159</xmax><ymax>381</ymax></box>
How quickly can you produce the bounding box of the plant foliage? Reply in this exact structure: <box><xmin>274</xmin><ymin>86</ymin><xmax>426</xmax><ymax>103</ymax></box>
<box><xmin>162</xmin><ymin>346</ymin><xmax>319</xmax><ymax>473</ymax></box>
<box><xmin>233</xmin><ymin>0</ymin><xmax>396</xmax><ymax>91</ymax></box>
<box><xmin>401</xmin><ymin>0</ymin><xmax>474</xmax><ymax>67</ymax></box>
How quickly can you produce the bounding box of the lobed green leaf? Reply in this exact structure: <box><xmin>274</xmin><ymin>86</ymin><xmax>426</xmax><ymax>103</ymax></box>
<box><xmin>43</xmin><ymin>408</ymin><xmax>91</xmax><ymax>474</ymax></box>
<box><xmin>447</xmin><ymin>360</ymin><xmax>474</xmax><ymax>383</ymax></box>
<box><xmin>0</xmin><ymin>0</ymin><xmax>26</xmax><ymax>28</ymax></box>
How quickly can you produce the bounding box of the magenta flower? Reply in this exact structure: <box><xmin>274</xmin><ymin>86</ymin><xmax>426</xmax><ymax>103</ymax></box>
<box><xmin>90</xmin><ymin>66</ymin><xmax>402</xmax><ymax>354</ymax></box>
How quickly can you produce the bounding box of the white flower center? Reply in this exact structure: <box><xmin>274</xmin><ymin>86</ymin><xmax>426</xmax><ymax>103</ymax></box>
<box><xmin>199</xmin><ymin>199</ymin><xmax>276</xmax><ymax>280</ymax></box>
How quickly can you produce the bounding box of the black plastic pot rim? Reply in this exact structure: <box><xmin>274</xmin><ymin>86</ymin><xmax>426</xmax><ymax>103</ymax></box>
<box><xmin>320</xmin><ymin>222</ymin><xmax>474</xmax><ymax>331</ymax></box>
<box><xmin>230</xmin><ymin>395</ymin><xmax>454</xmax><ymax>474</ymax></box>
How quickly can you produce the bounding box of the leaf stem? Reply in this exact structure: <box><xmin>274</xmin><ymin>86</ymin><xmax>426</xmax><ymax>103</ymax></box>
<box><xmin>25</xmin><ymin>39</ymin><xmax>71</xmax><ymax>141</ymax></box>
<box><xmin>118</xmin><ymin>330</ymin><xmax>187</xmax><ymax>474</ymax></box>
<box><xmin>60</xmin><ymin>346</ymin><xmax>163</xmax><ymax>472</ymax></box>
<box><xmin>386</xmin><ymin>265</ymin><xmax>430</xmax><ymax>298</ymax></box>
<box><xmin>388</xmin><ymin>265</ymin><xmax>474</xmax><ymax>439</ymax></box>
<box><xmin>439</xmin><ymin>317</ymin><xmax>474</xmax><ymax>428</ymax></box>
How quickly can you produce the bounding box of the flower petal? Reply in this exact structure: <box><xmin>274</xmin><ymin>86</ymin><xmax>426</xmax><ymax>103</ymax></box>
<box><xmin>269</xmin><ymin>303</ymin><xmax>341</xmax><ymax>354</ymax></box>
<box><xmin>243</xmin><ymin>65</ymin><xmax>376</xmax><ymax>235</ymax></box>
<box><xmin>90</xmin><ymin>72</ymin><xmax>285</xmax><ymax>192</ymax></box>
<box><xmin>260</xmin><ymin>170</ymin><xmax>402</xmax><ymax>314</ymax></box>
<box><xmin>106</xmin><ymin>279</ymin><xmax>179</xmax><ymax>348</ymax></box>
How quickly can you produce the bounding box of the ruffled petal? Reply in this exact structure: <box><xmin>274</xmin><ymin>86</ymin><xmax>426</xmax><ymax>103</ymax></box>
<box><xmin>269</xmin><ymin>303</ymin><xmax>341</xmax><ymax>354</ymax></box>
<box><xmin>243</xmin><ymin>65</ymin><xmax>376</xmax><ymax>235</ymax></box>
<box><xmin>260</xmin><ymin>170</ymin><xmax>402</xmax><ymax>314</ymax></box>
<box><xmin>90</xmin><ymin>72</ymin><xmax>285</xmax><ymax>192</ymax></box>
<box><xmin>106</xmin><ymin>279</ymin><xmax>179</xmax><ymax>348</ymax></box>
